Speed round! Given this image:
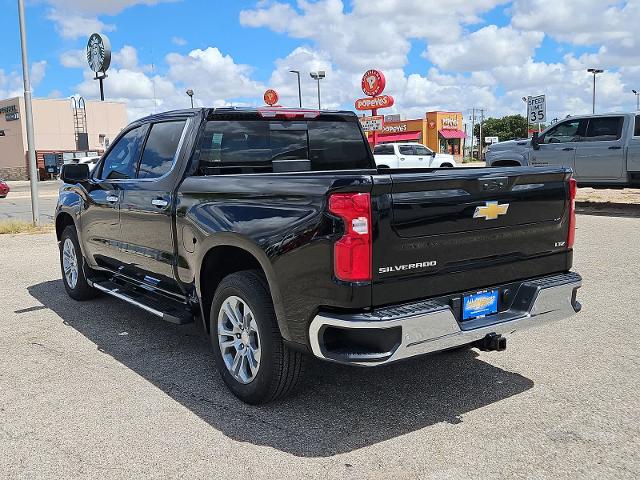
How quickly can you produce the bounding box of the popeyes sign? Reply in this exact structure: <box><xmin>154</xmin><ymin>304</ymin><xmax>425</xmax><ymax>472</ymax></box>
<box><xmin>355</xmin><ymin>95</ymin><xmax>394</xmax><ymax>110</ymax></box>
<box><xmin>264</xmin><ymin>89</ymin><xmax>279</xmax><ymax>106</ymax></box>
<box><xmin>355</xmin><ymin>69</ymin><xmax>394</xmax><ymax>112</ymax></box>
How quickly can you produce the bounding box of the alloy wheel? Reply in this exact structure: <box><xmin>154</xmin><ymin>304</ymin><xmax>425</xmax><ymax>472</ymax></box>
<box><xmin>217</xmin><ymin>296</ymin><xmax>262</xmax><ymax>384</ymax></box>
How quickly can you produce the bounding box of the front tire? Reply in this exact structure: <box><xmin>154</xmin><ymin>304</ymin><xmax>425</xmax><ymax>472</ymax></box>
<box><xmin>59</xmin><ymin>226</ymin><xmax>98</xmax><ymax>301</ymax></box>
<box><xmin>210</xmin><ymin>270</ymin><xmax>306</xmax><ymax>404</ymax></box>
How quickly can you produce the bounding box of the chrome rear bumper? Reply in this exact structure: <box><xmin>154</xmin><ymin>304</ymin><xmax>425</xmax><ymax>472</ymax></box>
<box><xmin>309</xmin><ymin>272</ymin><xmax>582</xmax><ymax>366</ymax></box>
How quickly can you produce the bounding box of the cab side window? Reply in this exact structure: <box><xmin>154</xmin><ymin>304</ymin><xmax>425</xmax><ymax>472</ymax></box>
<box><xmin>583</xmin><ymin>117</ymin><xmax>623</xmax><ymax>142</ymax></box>
<box><xmin>541</xmin><ymin>120</ymin><xmax>582</xmax><ymax>144</ymax></box>
<box><xmin>634</xmin><ymin>115</ymin><xmax>640</xmax><ymax>137</ymax></box>
<box><xmin>99</xmin><ymin>125</ymin><xmax>147</xmax><ymax>180</ymax></box>
<box><xmin>138</xmin><ymin>121</ymin><xmax>186</xmax><ymax>179</ymax></box>
<box><xmin>414</xmin><ymin>145</ymin><xmax>433</xmax><ymax>156</ymax></box>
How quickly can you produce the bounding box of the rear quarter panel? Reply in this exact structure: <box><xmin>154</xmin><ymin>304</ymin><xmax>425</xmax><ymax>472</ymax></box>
<box><xmin>176</xmin><ymin>172</ymin><xmax>376</xmax><ymax>345</ymax></box>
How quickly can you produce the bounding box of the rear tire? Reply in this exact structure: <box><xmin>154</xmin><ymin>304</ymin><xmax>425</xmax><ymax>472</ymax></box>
<box><xmin>59</xmin><ymin>226</ymin><xmax>98</xmax><ymax>301</ymax></box>
<box><xmin>441</xmin><ymin>163</ymin><xmax>454</xmax><ymax>168</ymax></box>
<box><xmin>210</xmin><ymin>270</ymin><xmax>306</xmax><ymax>404</ymax></box>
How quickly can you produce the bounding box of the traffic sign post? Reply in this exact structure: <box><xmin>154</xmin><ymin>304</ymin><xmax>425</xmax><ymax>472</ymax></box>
<box><xmin>527</xmin><ymin>95</ymin><xmax>546</xmax><ymax>132</ymax></box>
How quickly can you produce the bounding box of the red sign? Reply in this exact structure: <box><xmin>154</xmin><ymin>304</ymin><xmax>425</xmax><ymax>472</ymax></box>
<box><xmin>355</xmin><ymin>95</ymin><xmax>395</xmax><ymax>111</ymax></box>
<box><xmin>264</xmin><ymin>89</ymin><xmax>279</xmax><ymax>106</ymax></box>
<box><xmin>361</xmin><ymin>70</ymin><xmax>386</xmax><ymax>97</ymax></box>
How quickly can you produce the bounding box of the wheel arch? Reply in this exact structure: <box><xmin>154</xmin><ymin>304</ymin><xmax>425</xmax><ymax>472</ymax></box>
<box><xmin>491</xmin><ymin>160</ymin><xmax>522</xmax><ymax>167</ymax></box>
<box><xmin>55</xmin><ymin>212</ymin><xmax>76</xmax><ymax>241</ymax></box>
<box><xmin>197</xmin><ymin>242</ymin><xmax>289</xmax><ymax>340</ymax></box>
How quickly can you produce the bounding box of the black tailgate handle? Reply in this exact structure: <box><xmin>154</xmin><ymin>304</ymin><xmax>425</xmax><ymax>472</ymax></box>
<box><xmin>479</xmin><ymin>177</ymin><xmax>509</xmax><ymax>192</ymax></box>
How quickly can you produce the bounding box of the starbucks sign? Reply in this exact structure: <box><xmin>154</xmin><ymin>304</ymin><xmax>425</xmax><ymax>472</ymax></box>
<box><xmin>86</xmin><ymin>33</ymin><xmax>112</xmax><ymax>73</ymax></box>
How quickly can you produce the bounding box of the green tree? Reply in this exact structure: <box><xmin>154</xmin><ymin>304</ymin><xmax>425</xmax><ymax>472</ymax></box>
<box><xmin>473</xmin><ymin>115</ymin><xmax>540</xmax><ymax>144</ymax></box>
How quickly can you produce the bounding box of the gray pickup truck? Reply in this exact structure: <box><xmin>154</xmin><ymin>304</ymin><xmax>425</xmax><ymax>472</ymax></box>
<box><xmin>486</xmin><ymin>113</ymin><xmax>640</xmax><ymax>187</ymax></box>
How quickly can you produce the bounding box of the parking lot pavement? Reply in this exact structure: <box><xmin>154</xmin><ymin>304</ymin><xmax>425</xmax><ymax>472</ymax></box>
<box><xmin>0</xmin><ymin>180</ymin><xmax>61</xmax><ymax>223</ymax></box>
<box><xmin>1</xmin><ymin>214</ymin><xmax>639</xmax><ymax>479</ymax></box>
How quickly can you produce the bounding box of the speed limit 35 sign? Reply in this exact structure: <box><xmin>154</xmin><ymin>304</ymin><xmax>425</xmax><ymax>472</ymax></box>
<box><xmin>528</xmin><ymin>95</ymin><xmax>546</xmax><ymax>123</ymax></box>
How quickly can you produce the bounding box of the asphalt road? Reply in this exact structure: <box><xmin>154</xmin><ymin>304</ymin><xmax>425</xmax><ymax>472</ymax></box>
<box><xmin>1</xmin><ymin>214</ymin><xmax>639</xmax><ymax>479</ymax></box>
<box><xmin>0</xmin><ymin>180</ymin><xmax>61</xmax><ymax>223</ymax></box>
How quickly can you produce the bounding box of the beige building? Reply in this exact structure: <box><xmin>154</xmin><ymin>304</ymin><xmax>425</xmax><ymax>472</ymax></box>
<box><xmin>0</xmin><ymin>97</ymin><xmax>127</xmax><ymax>180</ymax></box>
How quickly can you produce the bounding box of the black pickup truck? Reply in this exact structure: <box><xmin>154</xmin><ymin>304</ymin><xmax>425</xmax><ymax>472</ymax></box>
<box><xmin>56</xmin><ymin>107</ymin><xmax>582</xmax><ymax>404</ymax></box>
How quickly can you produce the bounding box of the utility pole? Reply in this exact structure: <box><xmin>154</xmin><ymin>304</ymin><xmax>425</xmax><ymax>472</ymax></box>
<box><xmin>469</xmin><ymin>108</ymin><xmax>475</xmax><ymax>160</ymax></box>
<box><xmin>478</xmin><ymin>109</ymin><xmax>485</xmax><ymax>162</ymax></box>
<box><xmin>18</xmin><ymin>0</ymin><xmax>40</xmax><ymax>225</ymax></box>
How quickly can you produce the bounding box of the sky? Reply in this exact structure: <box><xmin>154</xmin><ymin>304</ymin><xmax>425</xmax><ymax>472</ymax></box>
<box><xmin>0</xmin><ymin>0</ymin><xmax>638</xmax><ymax>123</ymax></box>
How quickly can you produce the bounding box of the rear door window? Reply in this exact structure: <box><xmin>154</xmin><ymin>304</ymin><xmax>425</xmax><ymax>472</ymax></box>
<box><xmin>583</xmin><ymin>117</ymin><xmax>623</xmax><ymax>141</ymax></box>
<box><xmin>398</xmin><ymin>145</ymin><xmax>415</xmax><ymax>155</ymax></box>
<box><xmin>137</xmin><ymin>121</ymin><xmax>186</xmax><ymax>179</ymax></box>
<box><xmin>196</xmin><ymin>119</ymin><xmax>373</xmax><ymax>174</ymax></box>
<box><xmin>635</xmin><ymin>115</ymin><xmax>640</xmax><ymax>136</ymax></box>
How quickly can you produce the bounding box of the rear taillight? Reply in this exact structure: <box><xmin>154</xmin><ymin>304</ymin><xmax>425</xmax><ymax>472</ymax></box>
<box><xmin>567</xmin><ymin>177</ymin><xmax>577</xmax><ymax>249</ymax></box>
<box><xmin>328</xmin><ymin>193</ymin><xmax>372</xmax><ymax>282</ymax></box>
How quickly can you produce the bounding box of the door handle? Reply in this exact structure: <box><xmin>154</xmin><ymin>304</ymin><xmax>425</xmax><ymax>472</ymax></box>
<box><xmin>608</xmin><ymin>146</ymin><xmax>622</xmax><ymax>150</ymax></box>
<box><xmin>562</xmin><ymin>147</ymin><xmax>575</xmax><ymax>151</ymax></box>
<box><xmin>106</xmin><ymin>195</ymin><xmax>119</xmax><ymax>203</ymax></box>
<box><xmin>151</xmin><ymin>198</ymin><xmax>169</xmax><ymax>208</ymax></box>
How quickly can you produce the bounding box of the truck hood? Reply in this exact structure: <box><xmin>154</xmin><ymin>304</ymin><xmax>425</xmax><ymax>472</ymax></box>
<box><xmin>488</xmin><ymin>139</ymin><xmax>530</xmax><ymax>152</ymax></box>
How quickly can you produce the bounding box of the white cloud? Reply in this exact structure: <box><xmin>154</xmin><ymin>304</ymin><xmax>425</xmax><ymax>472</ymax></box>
<box><xmin>59</xmin><ymin>49</ymin><xmax>86</xmax><ymax>69</ymax></box>
<box><xmin>425</xmin><ymin>26</ymin><xmax>543</xmax><ymax>71</ymax></box>
<box><xmin>172</xmin><ymin>37</ymin><xmax>187</xmax><ymax>46</ymax></box>
<box><xmin>73</xmin><ymin>46</ymin><xmax>268</xmax><ymax>120</ymax></box>
<box><xmin>47</xmin><ymin>11</ymin><xmax>116</xmax><ymax>40</ymax></box>
<box><xmin>0</xmin><ymin>62</ymin><xmax>47</xmax><ymax>99</ymax></box>
<box><xmin>45</xmin><ymin>0</ymin><xmax>177</xmax><ymax>39</ymax></box>
<box><xmin>59</xmin><ymin>0</ymin><xmax>640</xmax><ymax>124</ymax></box>
<box><xmin>45</xmin><ymin>0</ymin><xmax>177</xmax><ymax>16</ymax></box>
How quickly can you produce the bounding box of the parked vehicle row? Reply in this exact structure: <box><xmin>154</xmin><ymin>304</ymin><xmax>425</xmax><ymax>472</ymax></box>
<box><xmin>56</xmin><ymin>107</ymin><xmax>582</xmax><ymax>404</ymax></box>
<box><xmin>486</xmin><ymin>113</ymin><xmax>640</xmax><ymax>187</ymax></box>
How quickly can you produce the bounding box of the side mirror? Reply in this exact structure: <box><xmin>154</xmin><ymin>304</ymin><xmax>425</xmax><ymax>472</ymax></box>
<box><xmin>430</xmin><ymin>151</ymin><xmax>436</xmax><ymax>157</ymax></box>
<box><xmin>61</xmin><ymin>163</ymin><xmax>90</xmax><ymax>184</ymax></box>
<box><xmin>531</xmin><ymin>132</ymin><xmax>541</xmax><ymax>150</ymax></box>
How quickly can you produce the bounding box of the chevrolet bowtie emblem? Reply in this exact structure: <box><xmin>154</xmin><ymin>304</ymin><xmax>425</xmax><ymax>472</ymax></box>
<box><xmin>474</xmin><ymin>201</ymin><xmax>509</xmax><ymax>220</ymax></box>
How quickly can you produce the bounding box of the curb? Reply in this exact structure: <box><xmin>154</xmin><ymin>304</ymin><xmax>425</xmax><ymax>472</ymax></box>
<box><xmin>576</xmin><ymin>201</ymin><xmax>640</xmax><ymax>215</ymax></box>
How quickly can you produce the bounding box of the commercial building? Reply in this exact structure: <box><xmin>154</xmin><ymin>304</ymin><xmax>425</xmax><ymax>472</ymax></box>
<box><xmin>376</xmin><ymin>111</ymin><xmax>466</xmax><ymax>160</ymax></box>
<box><xmin>0</xmin><ymin>97</ymin><xmax>127</xmax><ymax>180</ymax></box>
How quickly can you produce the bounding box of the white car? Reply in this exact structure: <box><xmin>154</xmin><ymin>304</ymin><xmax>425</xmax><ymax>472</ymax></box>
<box><xmin>373</xmin><ymin>143</ymin><xmax>456</xmax><ymax>169</ymax></box>
<box><xmin>78</xmin><ymin>156</ymin><xmax>101</xmax><ymax>173</ymax></box>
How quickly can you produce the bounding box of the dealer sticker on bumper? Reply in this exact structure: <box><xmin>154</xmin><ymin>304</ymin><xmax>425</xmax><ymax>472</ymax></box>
<box><xmin>463</xmin><ymin>289</ymin><xmax>499</xmax><ymax>320</ymax></box>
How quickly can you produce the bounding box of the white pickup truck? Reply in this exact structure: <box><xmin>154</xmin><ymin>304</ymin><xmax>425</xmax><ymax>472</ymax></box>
<box><xmin>373</xmin><ymin>142</ymin><xmax>456</xmax><ymax>169</ymax></box>
<box><xmin>486</xmin><ymin>113</ymin><xmax>640</xmax><ymax>187</ymax></box>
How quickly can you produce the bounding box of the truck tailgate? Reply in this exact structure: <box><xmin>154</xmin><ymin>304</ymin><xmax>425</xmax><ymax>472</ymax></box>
<box><xmin>371</xmin><ymin>167</ymin><xmax>573</xmax><ymax>306</ymax></box>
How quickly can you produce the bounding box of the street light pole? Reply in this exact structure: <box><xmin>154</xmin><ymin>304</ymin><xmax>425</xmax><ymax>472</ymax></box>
<box><xmin>186</xmin><ymin>89</ymin><xmax>194</xmax><ymax>108</ymax></box>
<box><xmin>289</xmin><ymin>70</ymin><xmax>302</xmax><ymax>108</ymax></box>
<box><xmin>633</xmin><ymin>89</ymin><xmax>640</xmax><ymax>111</ymax></box>
<box><xmin>587</xmin><ymin>68</ymin><xmax>603</xmax><ymax>114</ymax></box>
<box><xmin>310</xmin><ymin>71</ymin><xmax>325</xmax><ymax>109</ymax></box>
<box><xmin>17</xmin><ymin>0</ymin><xmax>39</xmax><ymax>226</ymax></box>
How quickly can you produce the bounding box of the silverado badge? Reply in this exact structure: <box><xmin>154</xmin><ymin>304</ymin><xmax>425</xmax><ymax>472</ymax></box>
<box><xmin>474</xmin><ymin>201</ymin><xmax>509</xmax><ymax>221</ymax></box>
